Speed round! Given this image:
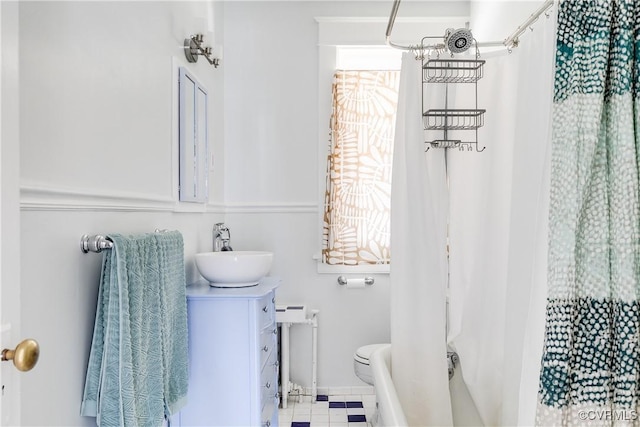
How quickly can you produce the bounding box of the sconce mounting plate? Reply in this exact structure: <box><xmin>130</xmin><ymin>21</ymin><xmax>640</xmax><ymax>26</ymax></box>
<box><xmin>183</xmin><ymin>35</ymin><xmax>220</xmax><ymax>67</ymax></box>
<box><xmin>184</xmin><ymin>38</ymin><xmax>200</xmax><ymax>63</ymax></box>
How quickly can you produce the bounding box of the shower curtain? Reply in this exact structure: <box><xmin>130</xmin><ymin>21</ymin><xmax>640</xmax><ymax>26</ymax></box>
<box><xmin>536</xmin><ymin>0</ymin><xmax>640</xmax><ymax>424</ymax></box>
<box><xmin>390</xmin><ymin>52</ymin><xmax>453</xmax><ymax>426</ymax></box>
<box><xmin>446</xmin><ymin>11</ymin><xmax>557</xmax><ymax>426</ymax></box>
<box><xmin>390</xmin><ymin>7</ymin><xmax>557</xmax><ymax>427</ymax></box>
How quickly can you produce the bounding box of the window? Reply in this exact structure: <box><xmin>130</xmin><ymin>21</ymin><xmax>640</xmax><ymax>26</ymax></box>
<box><xmin>321</xmin><ymin>49</ymin><xmax>400</xmax><ymax>266</ymax></box>
<box><xmin>315</xmin><ymin>18</ymin><xmax>467</xmax><ymax>272</ymax></box>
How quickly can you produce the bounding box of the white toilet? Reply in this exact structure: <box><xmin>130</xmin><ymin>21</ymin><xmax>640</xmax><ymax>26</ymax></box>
<box><xmin>353</xmin><ymin>344</ymin><xmax>387</xmax><ymax>385</ymax></box>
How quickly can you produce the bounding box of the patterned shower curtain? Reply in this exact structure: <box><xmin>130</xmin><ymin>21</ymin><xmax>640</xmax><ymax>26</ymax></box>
<box><xmin>537</xmin><ymin>0</ymin><xmax>640</xmax><ymax>425</ymax></box>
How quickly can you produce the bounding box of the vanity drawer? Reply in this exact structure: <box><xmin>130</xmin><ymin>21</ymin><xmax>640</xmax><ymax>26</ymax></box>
<box><xmin>259</xmin><ymin>325</ymin><xmax>277</xmax><ymax>369</ymax></box>
<box><xmin>258</xmin><ymin>291</ymin><xmax>276</xmax><ymax>329</ymax></box>
<box><xmin>261</xmin><ymin>394</ymin><xmax>279</xmax><ymax>427</ymax></box>
<box><xmin>260</xmin><ymin>352</ymin><xmax>279</xmax><ymax>406</ymax></box>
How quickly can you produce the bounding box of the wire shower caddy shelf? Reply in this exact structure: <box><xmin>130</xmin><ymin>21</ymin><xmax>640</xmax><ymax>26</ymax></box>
<box><xmin>422</xmin><ymin>43</ymin><xmax>486</xmax><ymax>152</ymax></box>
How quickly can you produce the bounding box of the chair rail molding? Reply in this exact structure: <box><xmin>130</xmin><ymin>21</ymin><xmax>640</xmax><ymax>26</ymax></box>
<box><xmin>223</xmin><ymin>202</ymin><xmax>318</xmax><ymax>214</ymax></box>
<box><xmin>20</xmin><ymin>184</ymin><xmax>314</xmax><ymax>214</ymax></box>
<box><xmin>20</xmin><ymin>183</ymin><xmax>224</xmax><ymax>213</ymax></box>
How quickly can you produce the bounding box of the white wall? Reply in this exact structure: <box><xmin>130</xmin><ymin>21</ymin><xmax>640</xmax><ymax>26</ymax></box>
<box><xmin>222</xmin><ymin>0</ymin><xmax>469</xmax><ymax>389</ymax></box>
<box><xmin>18</xmin><ymin>2</ymin><xmax>225</xmax><ymax>425</ymax></box>
<box><xmin>20</xmin><ymin>1</ymin><xmax>225</xmax><ymax>202</ymax></box>
<box><xmin>470</xmin><ymin>0</ymin><xmax>547</xmax><ymax>42</ymax></box>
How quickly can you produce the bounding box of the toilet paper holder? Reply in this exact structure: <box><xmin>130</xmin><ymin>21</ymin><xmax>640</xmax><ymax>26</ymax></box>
<box><xmin>337</xmin><ymin>276</ymin><xmax>374</xmax><ymax>286</ymax></box>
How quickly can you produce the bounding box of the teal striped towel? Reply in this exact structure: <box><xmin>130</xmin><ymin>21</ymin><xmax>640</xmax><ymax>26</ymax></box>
<box><xmin>81</xmin><ymin>231</ymin><xmax>188</xmax><ymax>426</ymax></box>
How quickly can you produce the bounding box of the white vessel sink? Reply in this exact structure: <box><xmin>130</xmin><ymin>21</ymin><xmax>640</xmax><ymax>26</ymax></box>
<box><xmin>195</xmin><ymin>251</ymin><xmax>273</xmax><ymax>288</ymax></box>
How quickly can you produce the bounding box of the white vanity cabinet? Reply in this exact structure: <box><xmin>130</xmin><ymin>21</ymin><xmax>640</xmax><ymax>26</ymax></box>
<box><xmin>178</xmin><ymin>277</ymin><xmax>280</xmax><ymax>427</ymax></box>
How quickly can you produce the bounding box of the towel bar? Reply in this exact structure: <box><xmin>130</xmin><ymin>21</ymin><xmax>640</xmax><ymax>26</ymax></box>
<box><xmin>81</xmin><ymin>235</ymin><xmax>114</xmax><ymax>253</ymax></box>
<box><xmin>81</xmin><ymin>230</ymin><xmax>172</xmax><ymax>253</ymax></box>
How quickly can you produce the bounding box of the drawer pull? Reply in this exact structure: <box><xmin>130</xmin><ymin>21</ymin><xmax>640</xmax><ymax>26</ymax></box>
<box><xmin>272</xmin><ymin>328</ymin><xmax>278</xmax><ymax>335</ymax></box>
<box><xmin>272</xmin><ymin>297</ymin><xmax>275</xmax><ymax>304</ymax></box>
<box><xmin>263</xmin><ymin>345</ymin><xmax>269</xmax><ymax>352</ymax></box>
<box><xmin>274</xmin><ymin>360</ymin><xmax>279</xmax><ymax>367</ymax></box>
<box><xmin>262</xmin><ymin>306</ymin><xmax>269</xmax><ymax>313</ymax></box>
<box><xmin>265</xmin><ymin>382</ymin><xmax>271</xmax><ymax>389</ymax></box>
<box><xmin>264</xmin><ymin>421</ymin><xmax>271</xmax><ymax>427</ymax></box>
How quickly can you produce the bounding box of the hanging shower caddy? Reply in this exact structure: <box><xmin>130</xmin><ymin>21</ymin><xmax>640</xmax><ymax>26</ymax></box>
<box><xmin>422</xmin><ymin>37</ymin><xmax>486</xmax><ymax>152</ymax></box>
<box><xmin>385</xmin><ymin>0</ymin><xmax>555</xmax><ymax>151</ymax></box>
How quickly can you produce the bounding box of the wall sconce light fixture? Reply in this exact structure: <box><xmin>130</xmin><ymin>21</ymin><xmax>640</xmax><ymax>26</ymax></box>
<box><xmin>184</xmin><ymin>34</ymin><xmax>220</xmax><ymax>68</ymax></box>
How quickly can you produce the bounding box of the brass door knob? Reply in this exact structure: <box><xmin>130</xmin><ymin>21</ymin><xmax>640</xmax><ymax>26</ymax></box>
<box><xmin>2</xmin><ymin>339</ymin><xmax>39</xmax><ymax>372</ymax></box>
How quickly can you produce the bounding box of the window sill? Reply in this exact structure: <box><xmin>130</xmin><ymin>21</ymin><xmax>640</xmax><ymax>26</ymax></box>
<box><xmin>314</xmin><ymin>257</ymin><xmax>390</xmax><ymax>275</ymax></box>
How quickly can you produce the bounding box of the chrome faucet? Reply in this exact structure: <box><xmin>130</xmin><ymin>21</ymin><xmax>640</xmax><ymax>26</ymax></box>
<box><xmin>213</xmin><ymin>223</ymin><xmax>233</xmax><ymax>251</ymax></box>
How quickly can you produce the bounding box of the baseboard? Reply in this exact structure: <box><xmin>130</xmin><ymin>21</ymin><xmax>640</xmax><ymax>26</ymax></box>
<box><xmin>309</xmin><ymin>386</ymin><xmax>375</xmax><ymax>396</ymax></box>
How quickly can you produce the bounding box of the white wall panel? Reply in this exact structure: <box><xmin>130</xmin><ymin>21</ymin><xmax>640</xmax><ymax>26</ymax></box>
<box><xmin>18</xmin><ymin>2</ymin><xmax>225</xmax><ymax>425</ymax></box>
<box><xmin>19</xmin><ymin>1</ymin><xmax>225</xmax><ymax>203</ymax></box>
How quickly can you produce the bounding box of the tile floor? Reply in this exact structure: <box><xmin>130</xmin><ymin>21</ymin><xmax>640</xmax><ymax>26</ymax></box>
<box><xmin>279</xmin><ymin>394</ymin><xmax>377</xmax><ymax>427</ymax></box>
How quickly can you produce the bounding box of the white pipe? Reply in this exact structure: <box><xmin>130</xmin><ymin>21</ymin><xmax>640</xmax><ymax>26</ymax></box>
<box><xmin>309</xmin><ymin>310</ymin><xmax>319</xmax><ymax>402</ymax></box>
<box><xmin>280</xmin><ymin>322</ymin><xmax>291</xmax><ymax>409</ymax></box>
<box><xmin>279</xmin><ymin>311</ymin><xmax>320</xmax><ymax>406</ymax></box>
<box><xmin>288</xmin><ymin>381</ymin><xmax>304</xmax><ymax>403</ymax></box>
<box><xmin>297</xmin><ymin>310</ymin><xmax>319</xmax><ymax>402</ymax></box>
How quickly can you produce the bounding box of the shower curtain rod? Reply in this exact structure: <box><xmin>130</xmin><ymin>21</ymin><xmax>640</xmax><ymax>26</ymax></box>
<box><xmin>385</xmin><ymin>0</ymin><xmax>554</xmax><ymax>52</ymax></box>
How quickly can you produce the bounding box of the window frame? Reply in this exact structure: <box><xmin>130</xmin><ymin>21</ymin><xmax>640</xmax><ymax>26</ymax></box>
<box><xmin>315</xmin><ymin>16</ymin><xmax>468</xmax><ymax>274</ymax></box>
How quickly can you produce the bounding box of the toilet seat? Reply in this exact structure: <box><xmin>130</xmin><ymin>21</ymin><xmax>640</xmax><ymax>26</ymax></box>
<box><xmin>353</xmin><ymin>344</ymin><xmax>388</xmax><ymax>386</ymax></box>
<box><xmin>354</xmin><ymin>344</ymin><xmax>387</xmax><ymax>366</ymax></box>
